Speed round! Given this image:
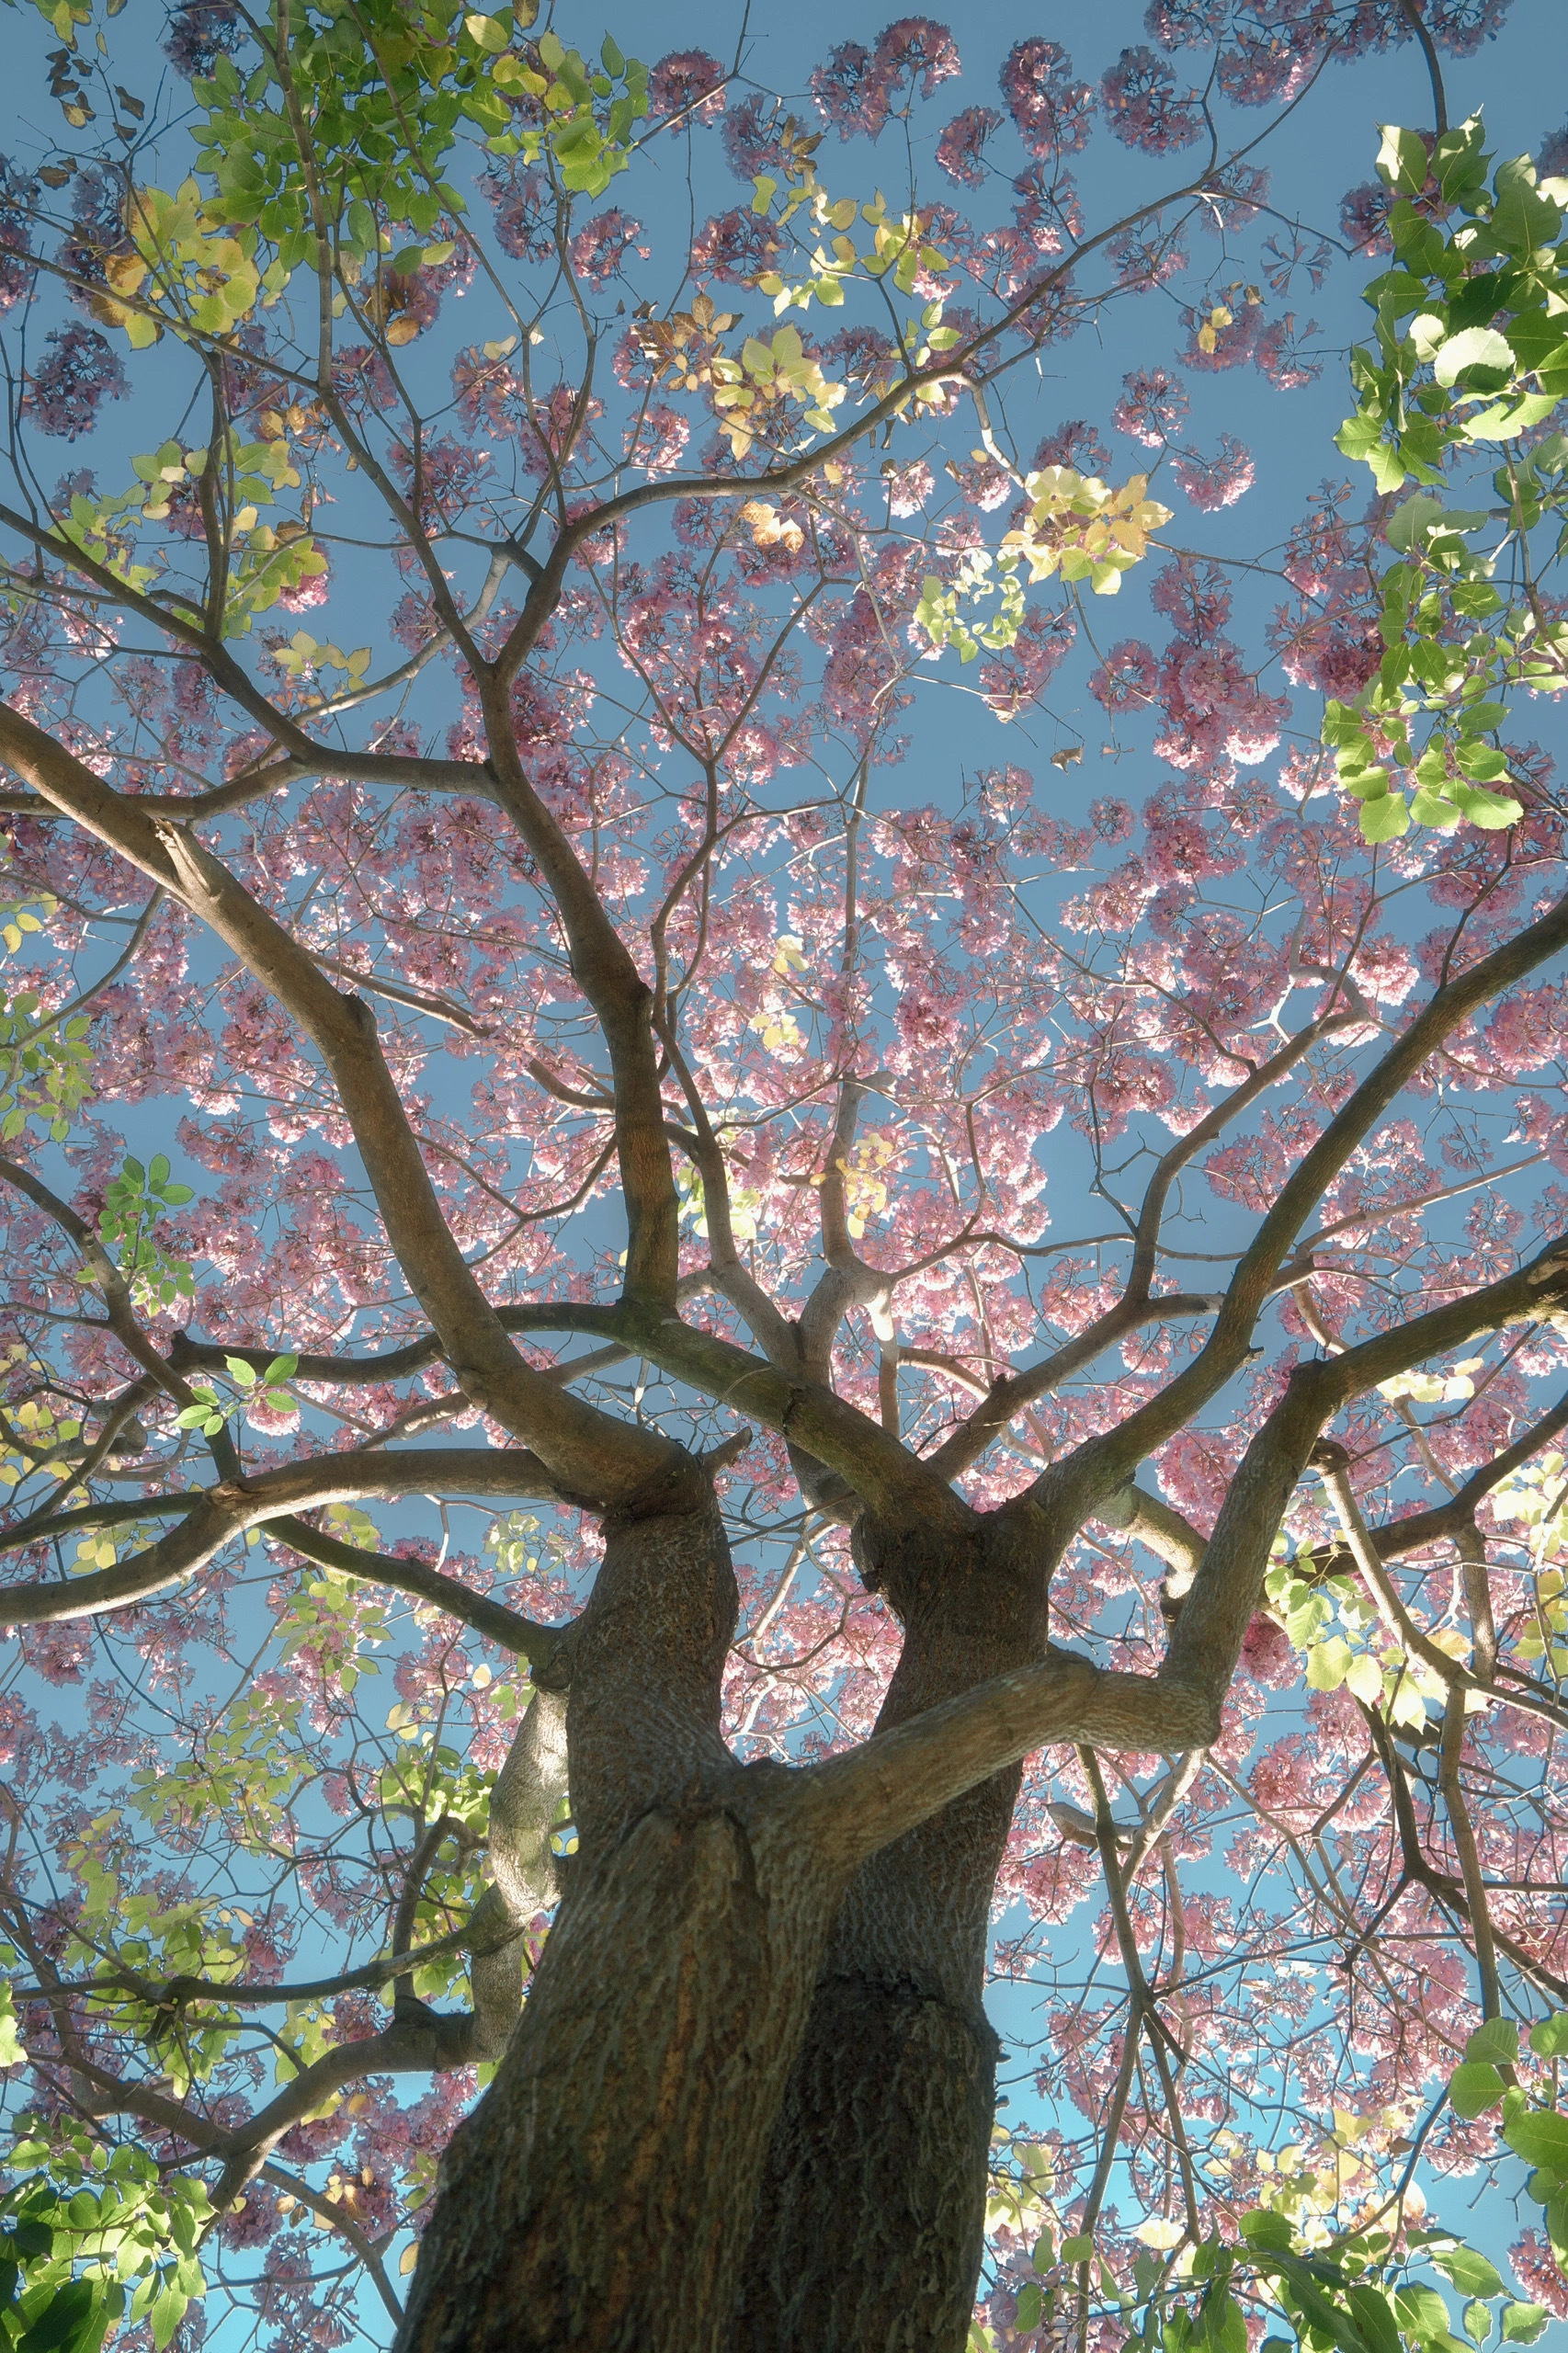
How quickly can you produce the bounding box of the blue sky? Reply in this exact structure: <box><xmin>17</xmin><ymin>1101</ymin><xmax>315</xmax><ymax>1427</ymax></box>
<box><xmin>4</xmin><ymin>0</ymin><xmax>1568</xmax><ymax>2342</ymax></box>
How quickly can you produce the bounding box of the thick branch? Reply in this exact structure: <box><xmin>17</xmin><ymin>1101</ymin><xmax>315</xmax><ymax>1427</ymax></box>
<box><xmin>776</xmin><ymin>1655</ymin><xmax>1216</xmax><ymax>1880</ymax></box>
<box><xmin>0</xmin><ymin>701</ymin><xmax>692</xmax><ymax>1510</ymax></box>
<box><xmin>478</xmin><ymin>677</ymin><xmax>681</xmax><ymax>1313</ymax></box>
<box><xmin>1046</xmin><ymin>896</ymin><xmax>1568</xmax><ymax>1517</ymax></box>
<box><xmin>267</xmin><ymin>1515</ymin><xmax>570</xmax><ymax>1666</ymax></box>
<box><xmin>0</xmin><ymin>1447</ymin><xmax>566</xmax><ymax>1627</ymax></box>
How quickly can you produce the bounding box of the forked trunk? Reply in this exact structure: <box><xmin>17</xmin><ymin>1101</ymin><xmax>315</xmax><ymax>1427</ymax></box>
<box><xmin>733</xmin><ymin>1514</ymin><xmax>1046</xmax><ymax>2353</ymax></box>
<box><xmin>401</xmin><ymin>1495</ymin><xmax>1056</xmax><ymax>2353</ymax></box>
<box><xmin>398</xmin><ymin>1786</ymin><xmax>839</xmax><ymax>2353</ymax></box>
<box><xmin>398</xmin><ymin>1493</ymin><xmax>842</xmax><ymax>2353</ymax></box>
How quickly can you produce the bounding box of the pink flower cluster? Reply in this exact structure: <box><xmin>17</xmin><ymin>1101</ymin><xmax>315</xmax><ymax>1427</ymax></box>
<box><xmin>0</xmin><ymin>158</ymin><xmax>34</xmax><ymax>311</ymax></box>
<box><xmin>936</xmin><ymin>106</ymin><xmax>1002</xmax><ymax>188</ymax></box>
<box><xmin>21</xmin><ymin>325</ymin><xmax>127</xmax><ymax>440</ymax></box>
<box><xmin>648</xmin><ymin>49</ymin><xmax>726</xmax><ymax>131</ymax></box>
<box><xmin>1143</xmin><ymin>0</ymin><xmax>1228</xmax><ymax>45</ymax></box>
<box><xmin>811</xmin><ymin>17</ymin><xmax>961</xmax><ymax>142</ymax></box>
<box><xmin>1100</xmin><ymin>45</ymin><xmax>1204</xmax><ymax>153</ymax></box>
<box><xmin>1171</xmin><ymin>434</ymin><xmax>1256</xmax><ymax>510</ymax></box>
<box><xmin>483</xmin><ymin>165</ymin><xmax>555</xmax><ymax>265</ymax></box>
<box><xmin>998</xmin><ymin>39</ymin><xmax>1095</xmax><ymax>156</ymax></box>
<box><xmin>1112</xmin><ymin>366</ymin><xmax>1189</xmax><ymax>447</ymax></box>
<box><xmin>570</xmin><ymin>210</ymin><xmax>650</xmax><ymax>288</ymax></box>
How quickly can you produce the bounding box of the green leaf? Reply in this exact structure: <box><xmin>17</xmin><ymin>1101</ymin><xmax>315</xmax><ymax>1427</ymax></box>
<box><xmin>18</xmin><ymin>2279</ymin><xmax>96</xmax><ymax>2353</ymax></box>
<box><xmin>1393</xmin><ymin>2284</ymin><xmax>1452</xmax><ymax>2341</ymax></box>
<box><xmin>1463</xmin><ymin>2301</ymin><xmax>1493</xmax><ymax>2345</ymax></box>
<box><xmin>1449</xmin><ymin>2063</ymin><xmax>1506</xmax><ymax>2119</ymax></box>
<box><xmin>1359</xmin><ymin>792</ymin><xmax>1411</xmax><ymax>842</ymax></box>
<box><xmin>1385</xmin><ymin>493</ymin><xmax>1448</xmax><ymax>551</ymax></box>
<box><xmin>150</xmin><ymin>2282</ymin><xmax>187</xmax><ymax>2352</ymax></box>
<box><xmin>1455</xmin><ymin>701</ymin><xmax>1508</xmax><ymax>735</ymax></box>
<box><xmin>1306</xmin><ymin>1636</ymin><xmax>1353</xmax><ymax>1690</ymax></box>
<box><xmin>1016</xmin><ymin>2284</ymin><xmax>1043</xmax><ymax>2330</ymax></box>
<box><xmin>1368</xmin><ymin>439</ymin><xmax>1410</xmax><ymax>494</ymax></box>
<box><xmin>1377</xmin><ymin>124</ymin><xmax>1430</xmax><ymax>195</ymax></box>
<box><xmin>225</xmin><ymin>1357</ymin><xmax>258</xmax><ymax>1390</ymax></box>
<box><xmin>1336</xmin><ymin>412</ymin><xmax>1387</xmax><ymax>467</ymax></box>
<box><xmin>1501</xmin><ymin>2304</ymin><xmax>1549</xmax><ymax>2344</ymax></box>
<box><xmin>1466</xmin><ymin>2018</ymin><xmax>1519</xmax><ymax>2065</ymax></box>
<box><xmin>1449</xmin><ymin>783</ymin><xmax>1521</xmax><ymax>830</ymax></box>
<box><xmin>1346</xmin><ymin>2284</ymin><xmax>1403</xmax><ymax>2353</ymax></box>
<box><xmin>1434</xmin><ymin>326</ymin><xmax>1515</xmax><ymax>386</ymax></box>
<box><xmin>1489</xmin><ymin>160</ymin><xmax>1563</xmax><ymax>258</ymax></box>
<box><xmin>1205</xmin><ymin>2290</ymin><xmax>1247</xmax><ymax>2353</ymax></box>
<box><xmin>1061</xmin><ymin>2234</ymin><xmax>1094</xmax><ymax>2261</ymax></box>
<box><xmin>1269</xmin><ymin>2254</ymin><xmax>1378</xmax><ymax>2353</ymax></box>
<box><xmin>1529</xmin><ymin>2014</ymin><xmax>1568</xmax><ymax>2059</ymax></box>
<box><xmin>464</xmin><ymin>10</ymin><xmax>510</xmax><ymax>51</ymax></box>
<box><xmin>1239</xmin><ymin>2210</ymin><xmax>1294</xmax><ymax>2253</ymax></box>
<box><xmin>1503</xmin><ymin>2109</ymin><xmax>1568</xmax><ymax>2171</ymax></box>
<box><xmin>1433</xmin><ymin>2246</ymin><xmax>1506</xmax><ymax>2299</ymax></box>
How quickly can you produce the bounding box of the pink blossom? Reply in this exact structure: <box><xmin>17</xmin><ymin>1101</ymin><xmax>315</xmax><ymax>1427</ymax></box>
<box><xmin>936</xmin><ymin>107</ymin><xmax>1002</xmax><ymax>188</ymax></box>
<box><xmin>1143</xmin><ymin>0</ymin><xmax>1228</xmax><ymax>45</ymax></box>
<box><xmin>722</xmin><ymin>93</ymin><xmax>794</xmax><ymax>180</ymax></box>
<box><xmin>22</xmin><ymin>326</ymin><xmax>127</xmax><ymax>440</ymax></box>
<box><xmin>1108</xmin><ymin>219</ymin><xmax>1190</xmax><ymax>291</ymax></box>
<box><xmin>483</xmin><ymin>165</ymin><xmax>554</xmax><ymax>264</ymax></box>
<box><xmin>1112</xmin><ymin>367</ymin><xmax>1189</xmax><ymax>446</ymax></box>
<box><xmin>999</xmin><ymin>39</ymin><xmax>1095</xmax><ymax>155</ymax></box>
<box><xmin>163</xmin><ymin>0</ymin><xmax>243</xmax><ymax>76</ymax></box>
<box><xmin>1150</xmin><ymin>558</ymin><xmax>1232</xmax><ymax>642</ymax></box>
<box><xmin>692</xmin><ymin>208</ymin><xmax>784</xmax><ymax>286</ymax></box>
<box><xmin>570</xmin><ymin>210</ymin><xmax>649</xmax><ymax>288</ymax></box>
<box><xmin>648</xmin><ymin>50</ymin><xmax>726</xmax><ymax>131</ymax></box>
<box><xmin>1340</xmin><ymin>180</ymin><xmax>1393</xmax><ymax>257</ymax></box>
<box><xmin>0</xmin><ymin>158</ymin><xmax>35</xmax><ymax>312</ymax></box>
<box><xmin>1539</xmin><ymin>123</ymin><xmax>1568</xmax><ymax>180</ymax></box>
<box><xmin>1090</xmin><ymin>641</ymin><xmax>1160</xmax><ymax>714</ymax></box>
<box><xmin>882</xmin><ymin>458</ymin><xmax>933</xmax><ymax>516</ymax></box>
<box><xmin>1101</xmin><ymin>46</ymin><xmax>1203</xmax><ymax>153</ymax></box>
<box><xmin>1027</xmin><ymin>423</ymin><xmax>1103</xmax><ymax>478</ymax></box>
<box><xmin>1171</xmin><ymin>435</ymin><xmax>1256</xmax><ymax>510</ymax></box>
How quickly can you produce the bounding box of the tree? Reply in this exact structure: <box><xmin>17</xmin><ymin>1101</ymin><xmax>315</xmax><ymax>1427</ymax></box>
<box><xmin>0</xmin><ymin>0</ymin><xmax>1565</xmax><ymax>2347</ymax></box>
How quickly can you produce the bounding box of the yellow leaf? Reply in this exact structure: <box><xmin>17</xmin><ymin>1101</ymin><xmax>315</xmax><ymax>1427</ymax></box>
<box><xmin>105</xmin><ymin>252</ymin><xmax>148</xmax><ymax>298</ymax></box>
<box><xmin>1345</xmin><ymin>1652</ymin><xmax>1383</xmax><ymax>1705</ymax></box>
<box><xmin>741</xmin><ymin>500</ymin><xmax>803</xmax><ymax>552</ymax></box>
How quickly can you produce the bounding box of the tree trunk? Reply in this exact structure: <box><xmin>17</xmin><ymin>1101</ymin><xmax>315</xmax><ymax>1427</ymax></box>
<box><xmin>732</xmin><ymin>1513</ymin><xmax>1047</xmax><ymax>2353</ymax></box>
<box><xmin>398</xmin><ymin>1494</ymin><xmax>843</xmax><ymax>2353</ymax></box>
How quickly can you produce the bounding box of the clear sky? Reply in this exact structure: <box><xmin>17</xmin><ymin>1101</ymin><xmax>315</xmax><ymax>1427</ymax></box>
<box><xmin>3</xmin><ymin>2</ymin><xmax>1566</xmax><ymax>2344</ymax></box>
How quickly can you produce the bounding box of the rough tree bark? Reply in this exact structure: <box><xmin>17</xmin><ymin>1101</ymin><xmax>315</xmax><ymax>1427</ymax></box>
<box><xmin>398</xmin><ymin>1492</ymin><xmax>848</xmax><ymax>2353</ymax></box>
<box><xmin>733</xmin><ymin>1509</ymin><xmax>1049</xmax><ymax>2353</ymax></box>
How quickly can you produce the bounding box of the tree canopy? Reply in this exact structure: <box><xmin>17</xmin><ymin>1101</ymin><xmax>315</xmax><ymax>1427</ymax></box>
<box><xmin>0</xmin><ymin>1</ymin><xmax>1566</xmax><ymax>2348</ymax></box>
